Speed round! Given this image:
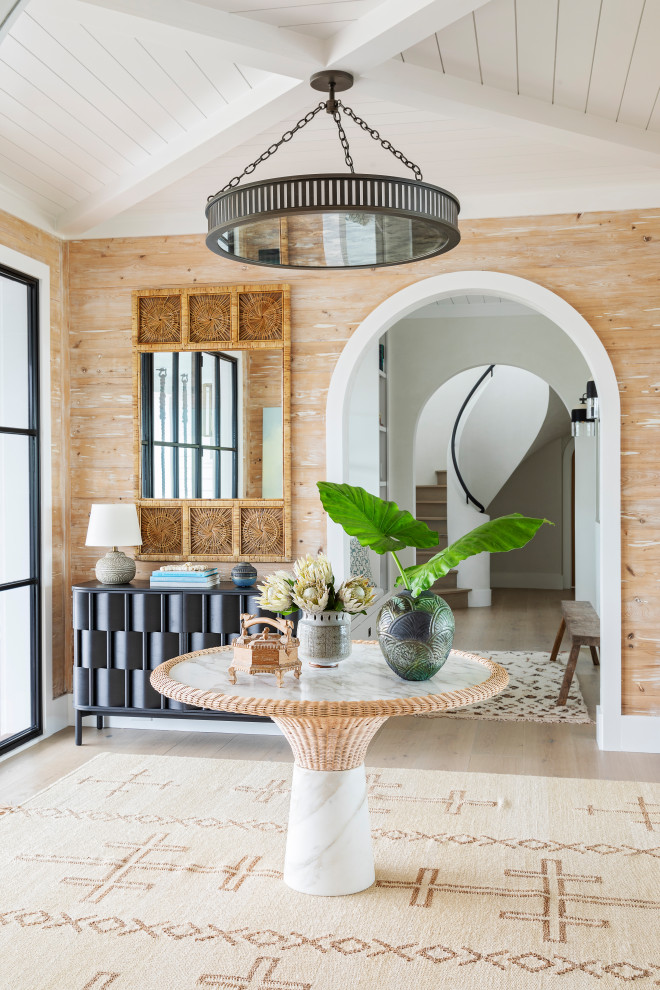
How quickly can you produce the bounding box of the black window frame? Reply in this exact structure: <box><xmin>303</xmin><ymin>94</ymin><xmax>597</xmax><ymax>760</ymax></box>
<box><xmin>141</xmin><ymin>350</ymin><xmax>239</xmax><ymax>499</ymax></box>
<box><xmin>0</xmin><ymin>262</ymin><xmax>42</xmax><ymax>757</ymax></box>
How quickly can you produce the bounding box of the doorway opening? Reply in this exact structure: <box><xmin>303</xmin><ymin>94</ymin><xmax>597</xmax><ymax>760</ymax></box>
<box><xmin>326</xmin><ymin>272</ymin><xmax>620</xmax><ymax>749</ymax></box>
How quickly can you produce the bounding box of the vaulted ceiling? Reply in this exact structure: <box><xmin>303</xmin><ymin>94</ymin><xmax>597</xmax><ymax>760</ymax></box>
<box><xmin>1</xmin><ymin>0</ymin><xmax>659</xmax><ymax>238</ymax></box>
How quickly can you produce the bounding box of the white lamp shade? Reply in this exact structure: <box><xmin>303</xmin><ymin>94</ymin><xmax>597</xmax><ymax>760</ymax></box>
<box><xmin>86</xmin><ymin>503</ymin><xmax>143</xmax><ymax>547</ymax></box>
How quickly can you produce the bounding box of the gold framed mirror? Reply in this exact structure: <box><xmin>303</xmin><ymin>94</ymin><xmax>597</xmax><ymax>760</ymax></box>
<box><xmin>132</xmin><ymin>283</ymin><xmax>291</xmax><ymax>562</ymax></box>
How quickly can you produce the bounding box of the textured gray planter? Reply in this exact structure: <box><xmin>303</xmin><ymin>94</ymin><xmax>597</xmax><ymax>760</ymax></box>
<box><xmin>377</xmin><ymin>590</ymin><xmax>455</xmax><ymax>680</ymax></box>
<box><xmin>297</xmin><ymin>610</ymin><xmax>352</xmax><ymax>667</ymax></box>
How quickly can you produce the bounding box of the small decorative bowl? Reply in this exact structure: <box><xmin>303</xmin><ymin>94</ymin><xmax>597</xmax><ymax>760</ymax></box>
<box><xmin>231</xmin><ymin>562</ymin><xmax>258</xmax><ymax>588</ymax></box>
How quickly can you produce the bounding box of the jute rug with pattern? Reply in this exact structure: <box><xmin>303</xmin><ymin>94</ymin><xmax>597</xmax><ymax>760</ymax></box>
<box><xmin>424</xmin><ymin>650</ymin><xmax>592</xmax><ymax>723</ymax></box>
<box><xmin>2</xmin><ymin>753</ymin><xmax>658</xmax><ymax>989</ymax></box>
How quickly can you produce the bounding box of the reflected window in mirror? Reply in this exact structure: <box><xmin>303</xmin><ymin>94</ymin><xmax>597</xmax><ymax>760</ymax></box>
<box><xmin>141</xmin><ymin>351</ymin><xmax>238</xmax><ymax>499</ymax></box>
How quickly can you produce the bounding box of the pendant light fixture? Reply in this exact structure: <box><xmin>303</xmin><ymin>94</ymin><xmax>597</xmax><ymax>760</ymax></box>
<box><xmin>205</xmin><ymin>72</ymin><xmax>460</xmax><ymax>270</ymax></box>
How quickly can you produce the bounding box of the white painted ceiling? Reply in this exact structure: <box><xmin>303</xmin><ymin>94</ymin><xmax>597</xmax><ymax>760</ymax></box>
<box><xmin>1</xmin><ymin>0</ymin><xmax>659</xmax><ymax>238</ymax></box>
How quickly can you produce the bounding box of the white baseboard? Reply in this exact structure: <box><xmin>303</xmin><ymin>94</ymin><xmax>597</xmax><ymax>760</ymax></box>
<box><xmin>618</xmin><ymin>715</ymin><xmax>660</xmax><ymax>753</ymax></box>
<box><xmin>98</xmin><ymin>715</ymin><xmax>282</xmax><ymax>736</ymax></box>
<box><xmin>491</xmin><ymin>573</ymin><xmax>564</xmax><ymax>589</ymax></box>
<box><xmin>467</xmin><ymin>589</ymin><xmax>492</xmax><ymax>607</ymax></box>
<box><xmin>597</xmin><ymin>707</ymin><xmax>660</xmax><ymax>753</ymax></box>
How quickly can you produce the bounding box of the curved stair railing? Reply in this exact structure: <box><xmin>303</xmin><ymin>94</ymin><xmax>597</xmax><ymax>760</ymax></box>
<box><xmin>450</xmin><ymin>364</ymin><xmax>495</xmax><ymax>513</ymax></box>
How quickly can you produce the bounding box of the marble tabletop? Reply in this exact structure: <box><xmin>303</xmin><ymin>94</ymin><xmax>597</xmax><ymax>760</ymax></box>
<box><xmin>151</xmin><ymin>642</ymin><xmax>508</xmax><ymax>718</ymax></box>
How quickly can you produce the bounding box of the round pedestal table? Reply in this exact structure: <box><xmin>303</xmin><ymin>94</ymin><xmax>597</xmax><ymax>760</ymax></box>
<box><xmin>151</xmin><ymin>642</ymin><xmax>508</xmax><ymax>897</ymax></box>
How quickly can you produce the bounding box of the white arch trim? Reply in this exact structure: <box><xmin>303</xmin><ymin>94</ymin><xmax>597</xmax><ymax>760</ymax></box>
<box><xmin>326</xmin><ymin>270</ymin><xmax>656</xmax><ymax>754</ymax></box>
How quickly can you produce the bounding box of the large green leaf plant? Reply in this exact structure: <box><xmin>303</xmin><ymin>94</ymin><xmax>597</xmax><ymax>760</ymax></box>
<box><xmin>317</xmin><ymin>481</ymin><xmax>551</xmax><ymax>597</ymax></box>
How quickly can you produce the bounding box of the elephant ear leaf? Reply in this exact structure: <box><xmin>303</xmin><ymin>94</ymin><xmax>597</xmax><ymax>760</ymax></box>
<box><xmin>317</xmin><ymin>482</ymin><xmax>439</xmax><ymax>555</ymax></box>
<box><xmin>400</xmin><ymin>513</ymin><xmax>552</xmax><ymax>597</ymax></box>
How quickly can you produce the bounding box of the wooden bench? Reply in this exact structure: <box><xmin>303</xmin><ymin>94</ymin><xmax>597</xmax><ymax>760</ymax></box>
<box><xmin>549</xmin><ymin>600</ymin><xmax>600</xmax><ymax>706</ymax></box>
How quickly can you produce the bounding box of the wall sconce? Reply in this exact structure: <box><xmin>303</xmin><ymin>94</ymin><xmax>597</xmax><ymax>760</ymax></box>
<box><xmin>571</xmin><ymin>380</ymin><xmax>598</xmax><ymax>437</ymax></box>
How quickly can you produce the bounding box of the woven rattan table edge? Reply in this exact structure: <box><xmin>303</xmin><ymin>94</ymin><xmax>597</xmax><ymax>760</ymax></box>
<box><xmin>150</xmin><ymin>641</ymin><xmax>509</xmax><ymax>718</ymax></box>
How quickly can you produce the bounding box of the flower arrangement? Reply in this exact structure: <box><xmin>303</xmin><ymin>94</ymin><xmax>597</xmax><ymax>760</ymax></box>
<box><xmin>256</xmin><ymin>552</ymin><xmax>376</xmax><ymax>616</ymax></box>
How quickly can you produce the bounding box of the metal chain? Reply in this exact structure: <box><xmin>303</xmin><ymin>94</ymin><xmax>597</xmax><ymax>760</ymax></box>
<box><xmin>332</xmin><ymin>109</ymin><xmax>355</xmax><ymax>173</ymax></box>
<box><xmin>211</xmin><ymin>102</ymin><xmax>327</xmax><ymax>197</ymax></box>
<box><xmin>340</xmin><ymin>103</ymin><xmax>423</xmax><ymax>182</ymax></box>
<box><xmin>209</xmin><ymin>95</ymin><xmax>424</xmax><ymax>197</ymax></box>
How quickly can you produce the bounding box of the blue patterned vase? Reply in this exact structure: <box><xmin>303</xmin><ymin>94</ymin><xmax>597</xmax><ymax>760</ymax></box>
<box><xmin>377</xmin><ymin>590</ymin><xmax>455</xmax><ymax>681</ymax></box>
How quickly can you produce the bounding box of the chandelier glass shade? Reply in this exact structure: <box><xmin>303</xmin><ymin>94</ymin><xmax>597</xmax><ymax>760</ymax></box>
<box><xmin>205</xmin><ymin>73</ymin><xmax>461</xmax><ymax>270</ymax></box>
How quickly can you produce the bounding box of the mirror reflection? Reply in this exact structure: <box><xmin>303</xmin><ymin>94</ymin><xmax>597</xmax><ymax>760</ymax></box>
<box><xmin>140</xmin><ymin>348</ymin><xmax>283</xmax><ymax>500</ymax></box>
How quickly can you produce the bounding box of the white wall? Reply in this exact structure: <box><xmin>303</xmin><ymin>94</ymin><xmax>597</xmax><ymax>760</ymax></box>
<box><xmin>348</xmin><ymin>341</ymin><xmax>380</xmax><ymax>495</ymax></box>
<box><xmin>575</xmin><ymin>432</ymin><xmax>599</xmax><ymax>610</ymax></box>
<box><xmin>490</xmin><ymin>437</ymin><xmax>569</xmax><ymax>589</ymax></box>
<box><xmin>414</xmin><ymin>368</ymin><xmax>484</xmax><ymax>484</ymax></box>
<box><xmin>387</xmin><ymin>313</ymin><xmax>590</xmax><ymax>574</ymax></box>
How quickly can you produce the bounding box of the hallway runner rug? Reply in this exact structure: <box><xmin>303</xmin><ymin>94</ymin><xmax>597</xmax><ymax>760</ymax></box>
<box><xmin>1</xmin><ymin>753</ymin><xmax>658</xmax><ymax>989</ymax></box>
<box><xmin>422</xmin><ymin>650</ymin><xmax>592</xmax><ymax>723</ymax></box>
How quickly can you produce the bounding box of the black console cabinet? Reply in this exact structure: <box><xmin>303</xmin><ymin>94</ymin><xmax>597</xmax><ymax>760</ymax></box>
<box><xmin>72</xmin><ymin>581</ymin><xmax>290</xmax><ymax>744</ymax></box>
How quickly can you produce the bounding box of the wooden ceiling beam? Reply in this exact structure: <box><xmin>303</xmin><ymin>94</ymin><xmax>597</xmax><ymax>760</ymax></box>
<box><xmin>72</xmin><ymin>0</ymin><xmax>324</xmax><ymax>78</ymax></box>
<box><xmin>328</xmin><ymin>0</ymin><xmax>491</xmax><ymax>73</ymax></box>
<box><xmin>0</xmin><ymin>0</ymin><xmax>29</xmax><ymax>43</ymax></box>
<box><xmin>55</xmin><ymin>77</ymin><xmax>310</xmax><ymax>236</ymax></box>
<box><xmin>361</xmin><ymin>60</ymin><xmax>660</xmax><ymax>167</ymax></box>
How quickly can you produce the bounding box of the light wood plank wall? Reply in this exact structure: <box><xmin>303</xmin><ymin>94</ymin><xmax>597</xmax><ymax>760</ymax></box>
<box><xmin>4</xmin><ymin>206</ymin><xmax>660</xmax><ymax>715</ymax></box>
<box><xmin>0</xmin><ymin>210</ymin><xmax>68</xmax><ymax>698</ymax></box>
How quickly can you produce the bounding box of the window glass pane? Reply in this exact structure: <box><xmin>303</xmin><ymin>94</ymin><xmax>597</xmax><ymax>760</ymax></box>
<box><xmin>178</xmin><ymin>352</ymin><xmax>194</xmax><ymax>449</ymax></box>
<box><xmin>220</xmin><ymin>449</ymin><xmax>235</xmax><ymax>498</ymax></box>
<box><xmin>201</xmin><ymin>448</ymin><xmax>217</xmax><ymax>499</ymax></box>
<box><xmin>201</xmin><ymin>353</ymin><xmax>218</xmax><ymax>446</ymax></box>
<box><xmin>0</xmin><ymin>276</ymin><xmax>29</xmax><ymax>429</ymax></box>
<box><xmin>153</xmin><ymin>444</ymin><xmax>173</xmax><ymax>499</ymax></box>
<box><xmin>178</xmin><ymin>446</ymin><xmax>194</xmax><ymax>499</ymax></box>
<box><xmin>0</xmin><ymin>585</ymin><xmax>33</xmax><ymax>742</ymax></box>
<box><xmin>0</xmin><ymin>433</ymin><xmax>31</xmax><ymax>583</ymax></box>
<box><xmin>220</xmin><ymin>358</ymin><xmax>235</xmax><ymax>448</ymax></box>
<box><xmin>153</xmin><ymin>353</ymin><xmax>173</xmax><ymax>443</ymax></box>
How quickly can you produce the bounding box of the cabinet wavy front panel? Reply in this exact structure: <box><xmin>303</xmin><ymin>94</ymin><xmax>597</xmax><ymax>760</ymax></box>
<box><xmin>72</xmin><ymin>583</ymin><xmax>288</xmax><ymax>737</ymax></box>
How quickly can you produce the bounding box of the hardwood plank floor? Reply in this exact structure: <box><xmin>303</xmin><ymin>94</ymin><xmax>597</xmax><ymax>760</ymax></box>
<box><xmin>2</xmin><ymin>590</ymin><xmax>658</xmax><ymax>802</ymax></box>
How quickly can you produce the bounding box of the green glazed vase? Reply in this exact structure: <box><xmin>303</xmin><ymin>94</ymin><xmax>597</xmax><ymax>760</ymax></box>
<box><xmin>377</xmin><ymin>590</ymin><xmax>455</xmax><ymax>681</ymax></box>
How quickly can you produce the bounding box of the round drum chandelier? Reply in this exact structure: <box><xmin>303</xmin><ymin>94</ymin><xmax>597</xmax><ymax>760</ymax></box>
<box><xmin>205</xmin><ymin>71</ymin><xmax>460</xmax><ymax>270</ymax></box>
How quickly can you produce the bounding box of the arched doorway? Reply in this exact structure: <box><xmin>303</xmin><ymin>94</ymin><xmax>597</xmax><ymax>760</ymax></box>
<box><xmin>325</xmin><ymin>271</ymin><xmax>621</xmax><ymax>751</ymax></box>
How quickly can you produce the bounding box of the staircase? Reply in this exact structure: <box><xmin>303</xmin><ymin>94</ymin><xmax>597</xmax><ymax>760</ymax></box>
<box><xmin>415</xmin><ymin>470</ymin><xmax>470</xmax><ymax>608</ymax></box>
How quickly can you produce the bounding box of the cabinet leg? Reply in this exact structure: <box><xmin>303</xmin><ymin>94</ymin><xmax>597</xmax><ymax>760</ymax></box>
<box><xmin>75</xmin><ymin>712</ymin><xmax>83</xmax><ymax>746</ymax></box>
<box><xmin>96</xmin><ymin>715</ymin><xmax>104</xmax><ymax>730</ymax></box>
<box><xmin>589</xmin><ymin>645</ymin><xmax>600</xmax><ymax>666</ymax></box>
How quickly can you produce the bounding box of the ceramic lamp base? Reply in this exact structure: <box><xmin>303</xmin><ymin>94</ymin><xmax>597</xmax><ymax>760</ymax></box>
<box><xmin>95</xmin><ymin>550</ymin><xmax>136</xmax><ymax>585</ymax></box>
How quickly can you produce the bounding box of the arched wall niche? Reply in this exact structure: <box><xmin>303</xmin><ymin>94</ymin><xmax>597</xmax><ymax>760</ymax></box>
<box><xmin>325</xmin><ymin>271</ymin><xmax>624</xmax><ymax>751</ymax></box>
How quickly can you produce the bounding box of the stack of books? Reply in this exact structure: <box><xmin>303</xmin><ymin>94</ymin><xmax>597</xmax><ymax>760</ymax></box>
<box><xmin>149</xmin><ymin>564</ymin><xmax>220</xmax><ymax>588</ymax></box>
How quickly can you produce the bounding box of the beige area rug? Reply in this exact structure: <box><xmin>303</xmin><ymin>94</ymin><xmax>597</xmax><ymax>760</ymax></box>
<box><xmin>422</xmin><ymin>650</ymin><xmax>592</xmax><ymax>723</ymax></box>
<box><xmin>2</xmin><ymin>753</ymin><xmax>659</xmax><ymax>989</ymax></box>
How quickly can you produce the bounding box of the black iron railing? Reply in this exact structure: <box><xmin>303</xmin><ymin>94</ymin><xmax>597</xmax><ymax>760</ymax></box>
<box><xmin>450</xmin><ymin>365</ymin><xmax>495</xmax><ymax>513</ymax></box>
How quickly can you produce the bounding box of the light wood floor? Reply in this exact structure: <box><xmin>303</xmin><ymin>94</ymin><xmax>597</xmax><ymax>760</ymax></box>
<box><xmin>2</xmin><ymin>590</ymin><xmax>659</xmax><ymax>804</ymax></box>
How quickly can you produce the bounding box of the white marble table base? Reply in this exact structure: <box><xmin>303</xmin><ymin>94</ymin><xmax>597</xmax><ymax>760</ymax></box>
<box><xmin>153</xmin><ymin>644</ymin><xmax>505</xmax><ymax>898</ymax></box>
<box><xmin>283</xmin><ymin>763</ymin><xmax>374</xmax><ymax>896</ymax></box>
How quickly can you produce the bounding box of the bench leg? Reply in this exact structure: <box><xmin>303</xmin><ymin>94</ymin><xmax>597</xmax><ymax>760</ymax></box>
<box><xmin>589</xmin><ymin>645</ymin><xmax>600</xmax><ymax>666</ymax></box>
<box><xmin>549</xmin><ymin>618</ymin><xmax>565</xmax><ymax>662</ymax></box>
<box><xmin>557</xmin><ymin>643</ymin><xmax>580</xmax><ymax>706</ymax></box>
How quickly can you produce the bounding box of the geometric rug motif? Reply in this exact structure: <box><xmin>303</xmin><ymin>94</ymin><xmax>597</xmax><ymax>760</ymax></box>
<box><xmin>421</xmin><ymin>651</ymin><xmax>592</xmax><ymax>723</ymax></box>
<box><xmin>1</xmin><ymin>752</ymin><xmax>658</xmax><ymax>989</ymax></box>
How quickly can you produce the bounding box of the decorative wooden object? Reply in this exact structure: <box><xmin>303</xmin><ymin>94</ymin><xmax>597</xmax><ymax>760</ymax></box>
<box><xmin>228</xmin><ymin>614</ymin><xmax>301</xmax><ymax>688</ymax></box>
<box><xmin>132</xmin><ymin>283</ymin><xmax>291</xmax><ymax>563</ymax></box>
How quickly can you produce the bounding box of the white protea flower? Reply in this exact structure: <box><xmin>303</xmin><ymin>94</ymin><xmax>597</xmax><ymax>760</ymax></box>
<box><xmin>293</xmin><ymin>552</ymin><xmax>333</xmax><ymax>586</ymax></box>
<box><xmin>291</xmin><ymin>578</ymin><xmax>330</xmax><ymax>614</ymax></box>
<box><xmin>256</xmin><ymin>571</ymin><xmax>294</xmax><ymax>613</ymax></box>
<box><xmin>337</xmin><ymin>576</ymin><xmax>377</xmax><ymax>614</ymax></box>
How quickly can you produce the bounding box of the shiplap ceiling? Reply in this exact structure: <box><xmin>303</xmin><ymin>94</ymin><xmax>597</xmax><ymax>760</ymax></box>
<box><xmin>1</xmin><ymin>0</ymin><xmax>660</xmax><ymax>237</ymax></box>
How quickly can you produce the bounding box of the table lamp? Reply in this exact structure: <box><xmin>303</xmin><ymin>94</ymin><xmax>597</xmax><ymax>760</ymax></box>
<box><xmin>86</xmin><ymin>503</ymin><xmax>143</xmax><ymax>584</ymax></box>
